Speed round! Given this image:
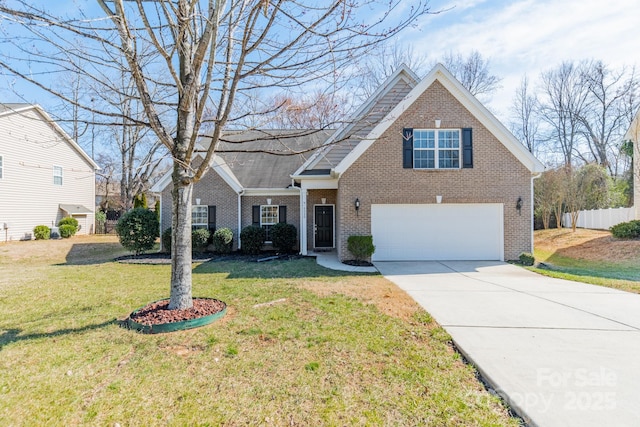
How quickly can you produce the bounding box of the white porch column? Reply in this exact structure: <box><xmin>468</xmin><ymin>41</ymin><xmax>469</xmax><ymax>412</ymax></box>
<box><xmin>237</xmin><ymin>192</ymin><xmax>243</xmax><ymax>250</ymax></box>
<box><xmin>300</xmin><ymin>186</ymin><xmax>308</xmax><ymax>255</ymax></box>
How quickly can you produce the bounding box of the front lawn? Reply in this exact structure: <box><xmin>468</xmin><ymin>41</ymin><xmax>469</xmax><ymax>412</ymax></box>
<box><xmin>532</xmin><ymin>228</ymin><xmax>640</xmax><ymax>293</ymax></box>
<box><xmin>0</xmin><ymin>236</ymin><xmax>516</xmax><ymax>426</ymax></box>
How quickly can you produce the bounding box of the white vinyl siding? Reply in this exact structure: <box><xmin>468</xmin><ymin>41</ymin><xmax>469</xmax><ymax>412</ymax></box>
<box><xmin>0</xmin><ymin>107</ymin><xmax>96</xmax><ymax>240</ymax></box>
<box><xmin>53</xmin><ymin>166</ymin><xmax>63</xmax><ymax>185</ymax></box>
<box><xmin>0</xmin><ymin>155</ymin><xmax>3</xmax><ymax>179</ymax></box>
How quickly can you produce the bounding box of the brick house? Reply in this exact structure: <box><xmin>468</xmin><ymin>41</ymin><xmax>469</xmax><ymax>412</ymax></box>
<box><xmin>152</xmin><ymin>64</ymin><xmax>544</xmax><ymax>261</ymax></box>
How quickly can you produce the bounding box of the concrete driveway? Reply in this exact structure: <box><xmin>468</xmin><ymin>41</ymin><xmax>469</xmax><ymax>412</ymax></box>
<box><xmin>375</xmin><ymin>261</ymin><xmax>640</xmax><ymax>427</ymax></box>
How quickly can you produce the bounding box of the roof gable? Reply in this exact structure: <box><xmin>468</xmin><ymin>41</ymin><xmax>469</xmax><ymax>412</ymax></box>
<box><xmin>333</xmin><ymin>64</ymin><xmax>545</xmax><ymax>175</ymax></box>
<box><xmin>0</xmin><ymin>103</ymin><xmax>100</xmax><ymax>171</ymax></box>
<box><xmin>293</xmin><ymin>64</ymin><xmax>419</xmax><ymax>176</ymax></box>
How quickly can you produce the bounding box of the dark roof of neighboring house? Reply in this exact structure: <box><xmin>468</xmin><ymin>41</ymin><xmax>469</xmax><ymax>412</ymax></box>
<box><xmin>201</xmin><ymin>129</ymin><xmax>334</xmax><ymax>188</ymax></box>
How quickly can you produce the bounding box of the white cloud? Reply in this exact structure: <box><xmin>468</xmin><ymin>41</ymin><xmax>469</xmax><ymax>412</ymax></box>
<box><xmin>406</xmin><ymin>0</ymin><xmax>640</xmax><ymax>119</ymax></box>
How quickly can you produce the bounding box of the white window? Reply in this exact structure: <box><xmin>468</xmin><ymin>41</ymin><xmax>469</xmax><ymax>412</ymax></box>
<box><xmin>0</xmin><ymin>155</ymin><xmax>3</xmax><ymax>179</ymax></box>
<box><xmin>413</xmin><ymin>129</ymin><xmax>460</xmax><ymax>169</ymax></box>
<box><xmin>192</xmin><ymin>205</ymin><xmax>208</xmax><ymax>229</ymax></box>
<box><xmin>261</xmin><ymin>205</ymin><xmax>279</xmax><ymax>241</ymax></box>
<box><xmin>53</xmin><ymin>165</ymin><xmax>63</xmax><ymax>185</ymax></box>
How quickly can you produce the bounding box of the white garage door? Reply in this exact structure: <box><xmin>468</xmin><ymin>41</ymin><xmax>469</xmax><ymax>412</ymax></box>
<box><xmin>371</xmin><ymin>204</ymin><xmax>503</xmax><ymax>261</ymax></box>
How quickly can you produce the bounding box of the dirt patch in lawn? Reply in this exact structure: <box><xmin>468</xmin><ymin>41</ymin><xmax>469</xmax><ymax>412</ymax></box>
<box><xmin>299</xmin><ymin>276</ymin><xmax>421</xmax><ymax>322</ymax></box>
<box><xmin>535</xmin><ymin>228</ymin><xmax>640</xmax><ymax>263</ymax></box>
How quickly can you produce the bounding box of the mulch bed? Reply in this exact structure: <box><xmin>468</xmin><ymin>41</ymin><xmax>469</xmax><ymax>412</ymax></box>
<box><xmin>129</xmin><ymin>298</ymin><xmax>226</xmax><ymax>326</ymax></box>
<box><xmin>342</xmin><ymin>259</ymin><xmax>374</xmax><ymax>267</ymax></box>
<box><xmin>117</xmin><ymin>252</ymin><xmax>304</xmax><ymax>264</ymax></box>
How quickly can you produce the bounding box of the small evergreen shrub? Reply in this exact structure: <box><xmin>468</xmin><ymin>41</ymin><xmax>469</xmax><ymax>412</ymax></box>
<box><xmin>58</xmin><ymin>217</ymin><xmax>79</xmax><ymax>236</ymax></box>
<box><xmin>610</xmin><ymin>220</ymin><xmax>640</xmax><ymax>239</ymax></box>
<box><xmin>212</xmin><ymin>228</ymin><xmax>234</xmax><ymax>254</ymax></box>
<box><xmin>271</xmin><ymin>223</ymin><xmax>297</xmax><ymax>253</ymax></box>
<box><xmin>115</xmin><ymin>208</ymin><xmax>159</xmax><ymax>255</ymax></box>
<box><xmin>519</xmin><ymin>252</ymin><xmax>535</xmax><ymax>266</ymax></box>
<box><xmin>59</xmin><ymin>224</ymin><xmax>76</xmax><ymax>238</ymax></box>
<box><xmin>347</xmin><ymin>235</ymin><xmax>375</xmax><ymax>261</ymax></box>
<box><xmin>192</xmin><ymin>228</ymin><xmax>211</xmax><ymax>252</ymax></box>
<box><xmin>240</xmin><ymin>225</ymin><xmax>266</xmax><ymax>255</ymax></box>
<box><xmin>95</xmin><ymin>211</ymin><xmax>107</xmax><ymax>234</ymax></box>
<box><xmin>33</xmin><ymin>225</ymin><xmax>51</xmax><ymax>240</ymax></box>
<box><xmin>162</xmin><ymin>227</ymin><xmax>172</xmax><ymax>253</ymax></box>
<box><xmin>133</xmin><ymin>193</ymin><xmax>148</xmax><ymax>209</ymax></box>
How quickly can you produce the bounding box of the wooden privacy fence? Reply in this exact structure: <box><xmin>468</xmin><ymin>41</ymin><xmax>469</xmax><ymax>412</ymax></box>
<box><xmin>562</xmin><ymin>207</ymin><xmax>635</xmax><ymax>230</ymax></box>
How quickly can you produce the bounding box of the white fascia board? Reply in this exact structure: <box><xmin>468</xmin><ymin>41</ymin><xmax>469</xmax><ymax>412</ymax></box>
<box><xmin>299</xmin><ymin>178</ymin><xmax>339</xmax><ymax>190</ymax></box>
<box><xmin>292</xmin><ymin>65</ymin><xmax>419</xmax><ymax>176</ymax></box>
<box><xmin>334</xmin><ymin>64</ymin><xmax>545</xmax><ymax>175</ymax></box>
<box><xmin>242</xmin><ymin>188</ymin><xmax>300</xmax><ymax>196</ymax></box>
<box><xmin>0</xmin><ymin>103</ymin><xmax>32</xmax><ymax>117</ymax></box>
<box><xmin>150</xmin><ymin>169</ymin><xmax>173</xmax><ymax>193</ymax></box>
<box><xmin>625</xmin><ymin>110</ymin><xmax>639</xmax><ymax>141</ymax></box>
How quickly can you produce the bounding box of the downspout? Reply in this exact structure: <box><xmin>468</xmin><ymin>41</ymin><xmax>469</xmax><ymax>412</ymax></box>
<box><xmin>531</xmin><ymin>172</ymin><xmax>542</xmax><ymax>253</ymax></box>
<box><xmin>237</xmin><ymin>190</ymin><xmax>244</xmax><ymax>250</ymax></box>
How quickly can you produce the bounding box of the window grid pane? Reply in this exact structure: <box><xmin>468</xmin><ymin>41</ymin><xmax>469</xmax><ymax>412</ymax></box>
<box><xmin>412</xmin><ymin>129</ymin><xmax>461</xmax><ymax>169</ymax></box>
<box><xmin>53</xmin><ymin>166</ymin><xmax>63</xmax><ymax>185</ymax></box>
<box><xmin>260</xmin><ymin>206</ymin><xmax>279</xmax><ymax>226</ymax></box>
<box><xmin>192</xmin><ymin>205</ymin><xmax>208</xmax><ymax>228</ymax></box>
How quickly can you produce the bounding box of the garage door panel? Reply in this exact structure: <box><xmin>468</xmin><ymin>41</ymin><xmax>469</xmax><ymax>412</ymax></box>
<box><xmin>371</xmin><ymin>204</ymin><xmax>503</xmax><ymax>261</ymax></box>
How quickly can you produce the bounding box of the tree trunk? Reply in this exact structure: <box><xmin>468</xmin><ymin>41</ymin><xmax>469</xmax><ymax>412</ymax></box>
<box><xmin>169</xmin><ymin>165</ymin><xmax>193</xmax><ymax>310</ymax></box>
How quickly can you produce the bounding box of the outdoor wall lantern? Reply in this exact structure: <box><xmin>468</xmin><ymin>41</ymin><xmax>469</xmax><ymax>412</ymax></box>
<box><xmin>435</xmin><ymin>119</ymin><xmax>441</xmax><ymax>128</ymax></box>
<box><xmin>267</xmin><ymin>198</ymin><xmax>272</xmax><ymax>205</ymax></box>
<box><xmin>195</xmin><ymin>198</ymin><xmax>201</xmax><ymax>205</ymax></box>
<box><xmin>355</xmin><ymin>198</ymin><xmax>360</xmax><ymax>214</ymax></box>
<box><xmin>516</xmin><ymin>197</ymin><xmax>523</xmax><ymax>215</ymax></box>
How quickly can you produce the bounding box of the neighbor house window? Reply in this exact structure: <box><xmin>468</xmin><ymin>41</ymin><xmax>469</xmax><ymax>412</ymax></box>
<box><xmin>0</xmin><ymin>155</ymin><xmax>3</xmax><ymax>179</ymax></box>
<box><xmin>192</xmin><ymin>205</ymin><xmax>208</xmax><ymax>229</ymax></box>
<box><xmin>260</xmin><ymin>205</ymin><xmax>279</xmax><ymax>241</ymax></box>
<box><xmin>53</xmin><ymin>165</ymin><xmax>63</xmax><ymax>185</ymax></box>
<box><xmin>413</xmin><ymin>129</ymin><xmax>460</xmax><ymax>169</ymax></box>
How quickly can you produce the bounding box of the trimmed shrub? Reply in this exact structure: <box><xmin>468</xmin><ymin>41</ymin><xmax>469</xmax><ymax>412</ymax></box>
<box><xmin>519</xmin><ymin>252</ymin><xmax>535</xmax><ymax>266</ymax></box>
<box><xmin>95</xmin><ymin>211</ymin><xmax>107</xmax><ymax>234</ymax></box>
<box><xmin>192</xmin><ymin>228</ymin><xmax>211</xmax><ymax>253</ymax></box>
<box><xmin>212</xmin><ymin>228</ymin><xmax>234</xmax><ymax>254</ymax></box>
<box><xmin>58</xmin><ymin>217</ymin><xmax>79</xmax><ymax>236</ymax></box>
<box><xmin>347</xmin><ymin>235</ymin><xmax>375</xmax><ymax>261</ymax></box>
<box><xmin>59</xmin><ymin>224</ymin><xmax>76</xmax><ymax>238</ymax></box>
<box><xmin>162</xmin><ymin>227</ymin><xmax>172</xmax><ymax>253</ymax></box>
<box><xmin>610</xmin><ymin>220</ymin><xmax>640</xmax><ymax>239</ymax></box>
<box><xmin>240</xmin><ymin>225</ymin><xmax>266</xmax><ymax>255</ymax></box>
<box><xmin>271</xmin><ymin>223</ymin><xmax>297</xmax><ymax>253</ymax></box>
<box><xmin>33</xmin><ymin>225</ymin><xmax>51</xmax><ymax>240</ymax></box>
<box><xmin>115</xmin><ymin>208</ymin><xmax>159</xmax><ymax>255</ymax></box>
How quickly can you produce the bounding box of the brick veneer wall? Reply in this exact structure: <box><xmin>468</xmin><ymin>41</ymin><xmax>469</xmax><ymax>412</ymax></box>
<box><xmin>161</xmin><ymin>167</ymin><xmax>239</xmax><ymax>249</ymax></box>
<box><xmin>338</xmin><ymin>80</ymin><xmax>533</xmax><ymax>261</ymax></box>
<box><xmin>241</xmin><ymin>195</ymin><xmax>301</xmax><ymax>249</ymax></box>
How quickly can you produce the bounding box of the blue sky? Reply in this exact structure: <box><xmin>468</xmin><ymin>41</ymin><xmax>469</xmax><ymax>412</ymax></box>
<box><xmin>1</xmin><ymin>0</ymin><xmax>638</xmax><ymax>124</ymax></box>
<box><xmin>404</xmin><ymin>0</ymin><xmax>640</xmax><ymax>120</ymax></box>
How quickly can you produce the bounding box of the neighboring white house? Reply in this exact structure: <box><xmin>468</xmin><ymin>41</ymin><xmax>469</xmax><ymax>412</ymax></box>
<box><xmin>626</xmin><ymin>110</ymin><xmax>640</xmax><ymax>220</ymax></box>
<box><xmin>0</xmin><ymin>103</ymin><xmax>99</xmax><ymax>241</ymax></box>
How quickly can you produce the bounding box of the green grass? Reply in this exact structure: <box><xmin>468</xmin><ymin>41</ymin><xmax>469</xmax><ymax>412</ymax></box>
<box><xmin>532</xmin><ymin>248</ymin><xmax>640</xmax><ymax>294</ymax></box>
<box><xmin>0</xmin><ymin>238</ymin><xmax>516</xmax><ymax>426</ymax></box>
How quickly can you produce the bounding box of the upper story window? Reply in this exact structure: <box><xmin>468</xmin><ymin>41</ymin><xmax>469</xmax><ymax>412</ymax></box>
<box><xmin>403</xmin><ymin>127</ymin><xmax>472</xmax><ymax>170</ymax></box>
<box><xmin>192</xmin><ymin>205</ymin><xmax>208</xmax><ymax>229</ymax></box>
<box><xmin>53</xmin><ymin>165</ymin><xmax>63</xmax><ymax>185</ymax></box>
<box><xmin>0</xmin><ymin>155</ymin><xmax>3</xmax><ymax>179</ymax></box>
<box><xmin>413</xmin><ymin>129</ymin><xmax>460</xmax><ymax>169</ymax></box>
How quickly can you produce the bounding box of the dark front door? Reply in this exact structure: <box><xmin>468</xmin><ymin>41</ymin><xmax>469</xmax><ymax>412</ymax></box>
<box><xmin>314</xmin><ymin>205</ymin><xmax>334</xmax><ymax>248</ymax></box>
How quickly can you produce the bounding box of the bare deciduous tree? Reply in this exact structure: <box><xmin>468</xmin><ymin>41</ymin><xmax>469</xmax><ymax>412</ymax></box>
<box><xmin>0</xmin><ymin>0</ymin><xmax>431</xmax><ymax>310</ymax></box>
<box><xmin>510</xmin><ymin>75</ymin><xmax>539</xmax><ymax>154</ymax></box>
<box><xmin>441</xmin><ymin>50</ymin><xmax>502</xmax><ymax>100</ymax></box>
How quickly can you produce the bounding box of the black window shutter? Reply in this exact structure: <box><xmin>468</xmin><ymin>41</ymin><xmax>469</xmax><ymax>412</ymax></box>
<box><xmin>279</xmin><ymin>206</ymin><xmax>287</xmax><ymax>223</ymax></box>
<box><xmin>402</xmin><ymin>128</ymin><xmax>413</xmax><ymax>169</ymax></box>
<box><xmin>462</xmin><ymin>128</ymin><xmax>473</xmax><ymax>169</ymax></box>
<box><xmin>207</xmin><ymin>206</ymin><xmax>216</xmax><ymax>231</ymax></box>
<box><xmin>252</xmin><ymin>205</ymin><xmax>260</xmax><ymax>226</ymax></box>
